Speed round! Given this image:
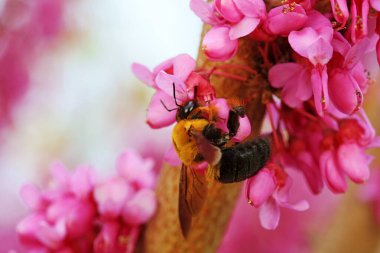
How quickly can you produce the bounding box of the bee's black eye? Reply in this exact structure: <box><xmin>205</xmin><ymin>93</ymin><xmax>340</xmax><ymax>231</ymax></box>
<box><xmin>177</xmin><ymin>100</ymin><xmax>198</xmax><ymax>120</ymax></box>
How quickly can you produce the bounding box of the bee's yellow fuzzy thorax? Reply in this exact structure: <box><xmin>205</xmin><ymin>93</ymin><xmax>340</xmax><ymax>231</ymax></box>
<box><xmin>172</xmin><ymin>119</ymin><xmax>209</xmax><ymax>166</ymax></box>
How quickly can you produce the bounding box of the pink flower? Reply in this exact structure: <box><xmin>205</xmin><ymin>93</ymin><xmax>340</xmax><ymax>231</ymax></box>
<box><xmin>132</xmin><ymin>54</ymin><xmax>218</xmax><ymax>128</ymax></box>
<box><xmin>132</xmin><ymin>54</ymin><xmax>196</xmax><ymax>89</ymax></box>
<box><xmin>246</xmin><ymin>163</ymin><xmax>309</xmax><ymax>229</ymax></box>
<box><xmin>330</xmin><ymin>0</ymin><xmax>349</xmax><ymax>28</ymax></box>
<box><xmin>287</xmin><ymin>12</ymin><xmax>334</xmax><ymax>115</ymax></box>
<box><xmin>202</xmin><ymin>26</ymin><xmax>239</xmax><ymax>61</ymax></box>
<box><xmin>122</xmin><ymin>189</ymin><xmax>157</xmax><ymax>225</ymax></box>
<box><xmin>117</xmin><ymin>149</ymin><xmax>156</xmax><ymax>189</ymax></box>
<box><xmin>17</xmin><ymin>163</ymin><xmax>97</xmax><ymax>251</ymax></box>
<box><xmin>328</xmin><ymin>33</ymin><xmax>370</xmax><ymax>114</ymax></box>
<box><xmin>266</xmin><ymin>4</ymin><xmax>308</xmax><ymax>36</ymax></box>
<box><xmin>17</xmin><ymin>151</ymin><xmax>158</xmax><ymax>252</ymax></box>
<box><xmin>269</xmin><ymin>12</ymin><xmax>335</xmax><ymax>114</ymax></box>
<box><xmin>350</xmin><ymin>0</ymin><xmax>369</xmax><ymax>43</ymax></box>
<box><xmin>191</xmin><ymin>0</ymin><xmax>266</xmax><ymax>61</ymax></box>
<box><xmin>319</xmin><ymin>114</ymin><xmax>377</xmax><ymax>193</ymax></box>
<box><xmin>94</xmin><ymin>178</ymin><xmax>133</xmax><ymax>218</ymax></box>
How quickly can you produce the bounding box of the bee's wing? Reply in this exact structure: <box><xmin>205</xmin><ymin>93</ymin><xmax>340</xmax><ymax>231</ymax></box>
<box><xmin>179</xmin><ymin>164</ymin><xmax>208</xmax><ymax>237</ymax></box>
<box><xmin>191</xmin><ymin>130</ymin><xmax>222</xmax><ymax>166</ymax></box>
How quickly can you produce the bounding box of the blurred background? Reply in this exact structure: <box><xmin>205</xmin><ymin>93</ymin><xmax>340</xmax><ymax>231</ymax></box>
<box><xmin>1</xmin><ymin>0</ymin><xmax>380</xmax><ymax>252</ymax></box>
<box><xmin>0</xmin><ymin>0</ymin><xmax>201</xmax><ymax>251</ymax></box>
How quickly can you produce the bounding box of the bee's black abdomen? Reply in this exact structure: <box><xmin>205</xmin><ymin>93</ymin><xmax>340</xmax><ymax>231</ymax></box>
<box><xmin>218</xmin><ymin>137</ymin><xmax>271</xmax><ymax>183</ymax></box>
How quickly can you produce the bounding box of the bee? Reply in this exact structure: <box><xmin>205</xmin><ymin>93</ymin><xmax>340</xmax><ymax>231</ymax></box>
<box><xmin>163</xmin><ymin>83</ymin><xmax>271</xmax><ymax>237</ymax></box>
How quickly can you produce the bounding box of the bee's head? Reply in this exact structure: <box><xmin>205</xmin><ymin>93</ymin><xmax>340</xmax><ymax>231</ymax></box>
<box><xmin>177</xmin><ymin>99</ymin><xmax>198</xmax><ymax>120</ymax></box>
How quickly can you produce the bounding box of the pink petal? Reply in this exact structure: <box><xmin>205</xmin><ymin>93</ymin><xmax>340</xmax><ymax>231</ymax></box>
<box><xmin>332</xmin><ymin>31</ymin><xmax>351</xmax><ymax>56</ymax></box>
<box><xmin>268</xmin><ymin>63</ymin><xmax>304</xmax><ymax>89</ymax></box>
<box><xmin>311</xmin><ymin>67</ymin><xmax>329</xmax><ymax>116</ymax></box>
<box><xmin>152</xmin><ymin>56</ymin><xmax>176</xmax><ymax>76</ymax></box>
<box><xmin>70</xmin><ymin>165</ymin><xmax>95</xmax><ymax>198</ymax></box>
<box><xmin>164</xmin><ymin>144</ymin><xmax>182</xmax><ymax>166</ymax></box>
<box><xmin>296</xmin><ymin>151</ymin><xmax>324</xmax><ymax>194</ymax></box>
<box><xmin>344</xmin><ymin>37</ymin><xmax>370</xmax><ymax>69</ymax></box>
<box><xmin>64</xmin><ymin>200</ymin><xmax>97</xmax><ymax>238</ymax></box>
<box><xmin>258</xmin><ymin>197</ymin><xmax>280</xmax><ymax>230</ymax></box>
<box><xmin>20</xmin><ymin>184</ymin><xmax>44</xmax><ymax>210</ymax></box>
<box><xmin>46</xmin><ymin>197</ymin><xmax>95</xmax><ymax>238</ymax></box>
<box><xmin>210</xmin><ymin>98</ymin><xmax>230</xmax><ymax>133</ymax></box>
<box><xmin>350</xmin><ymin>0</ymin><xmax>369</xmax><ymax>42</ymax></box>
<box><xmin>351</xmin><ymin>62</ymin><xmax>368</xmax><ymax>92</ymax></box>
<box><xmin>17</xmin><ymin>213</ymin><xmax>46</xmax><ymax>246</ymax></box>
<box><xmin>122</xmin><ymin>189</ymin><xmax>157</xmax><ymax>225</ymax></box>
<box><xmin>131</xmin><ymin>63</ymin><xmax>155</xmax><ymax>87</ymax></box>
<box><xmin>337</xmin><ymin>143</ymin><xmax>370</xmax><ymax>183</ymax></box>
<box><xmin>294</xmin><ymin>66</ymin><xmax>313</xmax><ymax>101</ymax></box>
<box><xmin>146</xmin><ymin>91</ymin><xmax>177</xmax><ymax>129</ymax></box>
<box><xmin>330</xmin><ymin>0</ymin><xmax>349</xmax><ymax>26</ymax></box>
<box><xmin>215</xmin><ymin>0</ymin><xmax>243</xmax><ymax>23</ymax></box>
<box><xmin>186</xmin><ymin>71</ymin><xmax>216</xmax><ymax>102</ymax></box>
<box><xmin>359</xmin><ymin>170</ymin><xmax>380</xmax><ymax>201</ymax></box>
<box><xmin>229</xmin><ymin>17</ymin><xmax>260</xmax><ymax>40</ymax></box>
<box><xmin>266</xmin><ymin>5</ymin><xmax>308</xmax><ymax>36</ymax></box>
<box><xmin>190</xmin><ymin>0</ymin><xmax>221</xmax><ymax>25</ymax></box>
<box><xmin>305</xmin><ymin>11</ymin><xmax>333</xmax><ymax>38</ymax></box>
<box><xmin>94</xmin><ymin>221</ymin><xmax>119</xmax><ymax>253</ymax></box>
<box><xmin>202</xmin><ymin>26</ymin><xmax>238</xmax><ymax>61</ymax></box>
<box><xmin>232</xmin><ymin>115</ymin><xmax>251</xmax><ymax>141</ymax></box>
<box><xmin>247</xmin><ymin>169</ymin><xmax>276</xmax><ymax>207</ymax></box>
<box><xmin>328</xmin><ymin>69</ymin><xmax>362</xmax><ymax>115</ymax></box>
<box><xmin>172</xmin><ymin>54</ymin><xmax>196</xmax><ymax>82</ymax></box>
<box><xmin>279</xmin><ymin>200</ymin><xmax>309</xmax><ymax>211</ymax></box>
<box><xmin>371</xmin><ymin>0</ymin><xmax>380</xmax><ymax>10</ymax></box>
<box><xmin>50</xmin><ymin>162</ymin><xmax>70</xmax><ymax>191</ymax></box>
<box><xmin>117</xmin><ymin>149</ymin><xmax>155</xmax><ymax>189</ymax></box>
<box><xmin>320</xmin><ymin>151</ymin><xmax>347</xmax><ymax>193</ymax></box>
<box><xmin>234</xmin><ymin>0</ymin><xmax>266</xmax><ymax>18</ymax></box>
<box><xmin>358</xmin><ymin>109</ymin><xmax>376</xmax><ymax>145</ymax></box>
<box><xmin>46</xmin><ymin>198</ymin><xmax>74</xmax><ymax>222</ymax></box>
<box><xmin>35</xmin><ymin>220</ymin><xmax>65</xmax><ymax>249</ymax></box>
<box><xmin>94</xmin><ymin>178</ymin><xmax>133</xmax><ymax>218</ymax></box>
<box><xmin>270</xmin><ymin>63</ymin><xmax>312</xmax><ymax>107</ymax></box>
<box><xmin>289</xmin><ymin>27</ymin><xmax>320</xmax><ymax>58</ymax></box>
<box><xmin>155</xmin><ymin>71</ymin><xmax>191</xmax><ymax>102</ymax></box>
<box><xmin>307</xmin><ymin>38</ymin><xmax>333</xmax><ymax>65</ymax></box>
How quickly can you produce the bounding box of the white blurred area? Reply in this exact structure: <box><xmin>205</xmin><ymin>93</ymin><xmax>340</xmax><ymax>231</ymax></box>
<box><xmin>0</xmin><ymin>0</ymin><xmax>201</xmax><ymax>227</ymax></box>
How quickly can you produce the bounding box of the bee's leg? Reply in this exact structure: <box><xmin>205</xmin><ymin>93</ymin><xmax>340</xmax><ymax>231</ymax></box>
<box><xmin>202</xmin><ymin>123</ymin><xmax>227</xmax><ymax>147</ymax></box>
<box><xmin>227</xmin><ymin>110</ymin><xmax>240</xmax><ymax>139</ymax></box>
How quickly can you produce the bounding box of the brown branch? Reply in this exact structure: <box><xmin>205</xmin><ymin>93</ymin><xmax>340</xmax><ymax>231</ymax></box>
<box><xmin>137</xmin><ymin>27</ymin><xmax>268</xmax><ymax>253</ymax></box>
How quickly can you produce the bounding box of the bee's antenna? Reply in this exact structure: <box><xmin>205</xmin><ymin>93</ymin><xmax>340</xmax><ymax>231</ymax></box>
<box><xmin>160</xmin><ymin>99</ymin><xmax>177</xmax><ymax>112</ymax></box>
<box><xmin>172</xmin><ymin>82</ymin><xmax>181</xmax><ymax>107</ymax></box>
<box><xmin>194</xmin><ymin>85</ymin><xmax>198</xmax><ymax>98</ymax></box>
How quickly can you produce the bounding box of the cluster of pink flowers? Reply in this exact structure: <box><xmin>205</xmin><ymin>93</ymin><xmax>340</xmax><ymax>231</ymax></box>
<box><xmin>0</xmin><ymin>0</ymin><xmax>64</xmax><ymax>127</ymax></box>
<box><xmin>17</xmin><ymin>150</ymin><xmax>157</xmax><ymax>253</ymax></box>
<box><xmin>133</xmin><ymin>0</ymin><xmax>380</xmax><ymax>230</ymax></box>
<box><xmin>188</xmin><ymin>0</ymin><xmax>380</xmax><ymax>229</ymax></box>
<box><xmin>192</xmin><ymin>0</ymin><xmax>379</xmax><ymax>116</ymax></box>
